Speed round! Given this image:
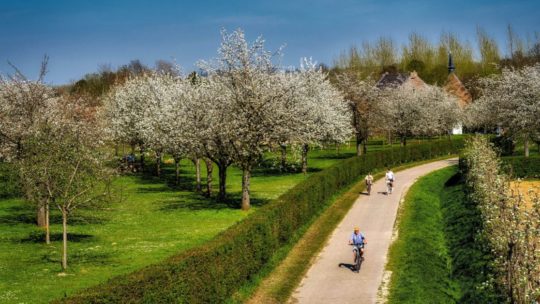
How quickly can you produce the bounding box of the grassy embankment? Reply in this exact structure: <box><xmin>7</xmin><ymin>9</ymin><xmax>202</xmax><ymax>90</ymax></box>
<box><xmin>386</xmin><ymin>166</ymin><xmax>460</xmax><ymax>303</ymax></box>
<box><xmin>386</xmin><ymin>166</ymin><xmax>497</xmax><ymax>303</ymax></box>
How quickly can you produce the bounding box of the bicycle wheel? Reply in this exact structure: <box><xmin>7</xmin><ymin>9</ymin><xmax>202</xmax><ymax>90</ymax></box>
<box><xmin>356</xmin><ymin>251</ymin><xmax>362</xmax><ymax>271</ymax></box>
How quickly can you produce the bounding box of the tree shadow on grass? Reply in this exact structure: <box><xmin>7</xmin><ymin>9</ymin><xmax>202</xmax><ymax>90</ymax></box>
<box><xmin>17</xmin><ymin>231</ymin><xmax>94</xmax><ymax>243</ymax></box>
<box><xmin>250</xmin><ymin>166</ymin><xmax>322</xmax><ymax>177</ymax></box>
<box><xmin>0</xmin><ymin>205</ymin><xmax>108</xmax><ymax>226</ymax></box>
<box><xmin>311</xmin><ymin>152</ymin><xmax>356</xmax><ymax>160</ymax></box>
<box><xmin>50</xmin><ymin>214</ymin><xmax>108</xmax><ymax>225</ymax></box>
<box><xmin>127</xmin><ymin>166</ymin><xmax>199</xmax><ymax>193</ymax></box>
<box><xmin>160</xmin><ymin>192</ymin><xmax>270</xmax><ymax>211</ymax></box>
<box><xmin>218</xmin><ymin>192</ymin><xmax>270</xmax><ymax>209</ymax></box>
<box><xmin>0</xmin><ymin>205</ymin><xmax>35</xmax><ymax>225</ymax></box>
<box><xmin>40</xmin><ymin>248</ymin><xmax>114</xmax><ymax>268</ymax></box>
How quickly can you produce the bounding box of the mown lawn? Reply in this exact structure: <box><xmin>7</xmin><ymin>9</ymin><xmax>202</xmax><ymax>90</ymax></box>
<box><xmin>0</xmin><ymin>142</ymin><xmax>389</xmax><ymax>304</ymax></box>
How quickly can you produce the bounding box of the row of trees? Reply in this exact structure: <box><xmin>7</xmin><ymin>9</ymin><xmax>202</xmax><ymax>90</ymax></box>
<box><xmin>465</xmin><ymin>64</ymin><xmax>540</xmax><ymax>156</ymax></box>
<box><xmin>335</xmin><ymin>71</ymin><xmax>462</xmax><ymax>155</ymax></box>
<box><xmin>333</xmin><ymin>26</ymin><xmax>540</xmax><ymax>88</ymax></box>
<box><xmin>106</xmin><ymin>29</ymin><xmax>351</xmax><ymax>210</ymax></box>
<box><xmin>64</xmin><ymin>59</ymin><xmax>178</xmax><ymax>99</ymax></box>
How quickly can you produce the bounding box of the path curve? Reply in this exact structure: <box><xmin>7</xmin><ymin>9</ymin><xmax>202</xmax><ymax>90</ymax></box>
<box><xmin>290</xmin><ymin>158</ymin><xmax>458</xmax><ymax>304</ymax></box>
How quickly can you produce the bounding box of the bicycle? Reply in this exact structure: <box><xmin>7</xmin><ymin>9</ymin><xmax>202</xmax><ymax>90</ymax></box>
<box><xmin>366</xmin><ymin>181</ymin><xmax>372</xmax><ymax>195</ymax></box>
<box><xmin>386</xmin><ymin>180</ymin><xmax>393</xmax><ymax>194</ymax></box>
<box><xmin>351</xmin><ymin>243</ymin><xmax>365</xmax><ymax>272</ymax></box>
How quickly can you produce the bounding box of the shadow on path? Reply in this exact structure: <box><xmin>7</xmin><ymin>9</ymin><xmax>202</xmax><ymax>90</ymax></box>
<box><xmin>338</xmin><ymin>262</ymin><xmax>361</xmax><ymax>273</ymax></box>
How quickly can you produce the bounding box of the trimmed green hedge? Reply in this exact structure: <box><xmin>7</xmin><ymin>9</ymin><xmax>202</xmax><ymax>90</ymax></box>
<box><xmin>501</xmin><ymin>155</ymin><xmax>540</xmax><ymax>178</ymax></box>
<box><xmin>58</xmin><ymin>138</ymin><xmax>465</xmax><ymax>304</ymax></box>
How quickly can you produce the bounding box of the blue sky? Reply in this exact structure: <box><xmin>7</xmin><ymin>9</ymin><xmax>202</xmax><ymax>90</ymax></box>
<box><xmin>1</xmin><ymin>0</ymin><xmax>539</xmax><ymax>84</ymax></box>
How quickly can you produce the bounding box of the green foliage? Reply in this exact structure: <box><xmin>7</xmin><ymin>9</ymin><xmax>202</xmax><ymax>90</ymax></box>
<box><xmin>58</xmin><ymin>138</ymin><xmax>464</xmax><ymax>304</ymax></box>
<box><xmin>441</xmin><ymin>172</ymin><xmax>501</xmax><ymax>303</ymax></box>
<box><xmin>0</xmin><ymin>163</ymin><xmax>20</xmax><ymax>198</ymax></box>
<box><xmin>501</xmin><ymin>155</ymin><xmax>540</xmax><ymax>178</ymax></box>
<box><xmin>387</xmin><ymin>167</ymin><xmax>461</xmax><ymax>303</ymax></box>
<box><xmin>491</xmin><ymin>135</ymin><xmax>516</xmax><ymax>156</ymax></box>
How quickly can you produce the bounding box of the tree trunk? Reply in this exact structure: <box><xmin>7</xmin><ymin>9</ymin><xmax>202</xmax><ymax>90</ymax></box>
<box><xmin>362</xmin><ymin>141</ymin><xmax>367</xmax><ymax>155</ymax></box>
<box><xmin>400</xmin><ymin>136</ymin><xmax>407</xmax><ymax>146</ymax></box>
<box><xmin>218</xmin><ymin>162</ymin><xmax>227</xmax><ymax>201</ymax></box>
<box><xmin>524</xmin><ymin>137</ymin><xmax>530</xmax><ymax>157</ymax></box>
<box><xmin>241</xmin><ymin>167</ymin><xmax>251</xmax><ymax>210</ymax></box>
<box><xmin>155</xmin><ymin>150</ymin><xmax>162</xmax><ymax>177</ymax></box>
<box><xmin>140</xmin><ymin>146</ymin><xmax>145</xmax><ymax>172</ymax></box>
<box><xmin>15</xmin><ymin>139</ymin><xmax>23</xmax><ymax>160</ymax></box>
<box><xmin>114</xmin><ymin>143</ymin><xmax>119</xmax><ymax>157</ymax></box>
<box><xmin>61</xmin><ymin>208</ymin><xmax>68</xmax><ymax>271</ymax></box>
<box><xmin>45</xmin><ymin>201</ymin><xmax>50</xmax><ymax>244</ymax></box>
<box><xmin>280</xmin><ymin>144</ymin><xmax>287</xmax><ymax>169</ymax></box>
<box><xmin>193</xmin><ymin>158</ymin><xmax>201</xmax><ymax>192</ymax></box>
<box><xmin>174</xmin><ymin>157</ymin><xmax>181</xmax><ymax>185</ymax></box>
<box><xmin>37</xmin><ymin>205</ymin><xmax>46</xmax><ymax>227</ymax></box>
<box><xmin>301</xmin><ymin>144</ymin><xmax>309</xmax><ymax>175</ymax></box>
<box><xmin>205</xmin><ymin>159</ymin><xmax>213</xmax><ymax>197</ymax></box>
<box><xmin>356</xmin><ymin>135</ymin><xmax>363</xmax><ymax>156</ymax></box>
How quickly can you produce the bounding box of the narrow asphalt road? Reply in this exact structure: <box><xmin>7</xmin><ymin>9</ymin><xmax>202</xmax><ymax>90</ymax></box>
<box><xmin>290</xmin><ymin>158</ymin><xmax>458</xmax><ymax>304</ymax></box>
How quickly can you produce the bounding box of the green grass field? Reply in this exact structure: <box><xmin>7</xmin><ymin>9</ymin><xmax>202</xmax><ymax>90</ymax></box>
<box><xmin>386</xmin><ymin>166</ymin><xmax>461</xmax><ymax>303</ymax></box>
<box><xmin>0</xmin><ymin>141</ymin><xmax>395</xmax><ymax>304</ymax></box>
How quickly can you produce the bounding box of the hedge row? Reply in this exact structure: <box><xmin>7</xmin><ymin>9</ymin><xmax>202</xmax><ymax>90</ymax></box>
<box><xmin>501</xmin><ymin>155</ymin><xmax>540</xmax><ymax>178</ymax></box>
<box><xmin>58</xmin><ymin>138</ymin><xmax>465</xmax><ymax>304</ymax></box>
<box><xmin>460</xmin><ymin>137</ymin><xmax>540</xmax><ymax>302</ymax></box>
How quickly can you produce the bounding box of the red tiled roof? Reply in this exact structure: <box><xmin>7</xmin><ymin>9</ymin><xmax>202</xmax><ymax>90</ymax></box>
<box><xmin>444</xmin><ymin>73</ymin><xmax>472</xmax><ymax>108</ymax></box>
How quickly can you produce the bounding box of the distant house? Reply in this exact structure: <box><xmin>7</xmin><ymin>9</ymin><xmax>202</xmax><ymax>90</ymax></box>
<box><xmin>376</xmin><ymin>70</ymin><xmax>427</xmax><ymax>90</ymax></box>
<box><xmin>375</xmin><ymin>53</ymin><xmax>472</xmax><ymax>134</ymax></box>
<box><xmin>444</xmin><ymin>54</ymin><xmax>472</xmax><ymax>108</ymax></box>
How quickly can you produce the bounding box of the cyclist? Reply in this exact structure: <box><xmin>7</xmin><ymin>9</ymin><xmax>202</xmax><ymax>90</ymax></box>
<box><xmin>385</xmin><ymin>168</ymin><xmax>395</xmax><ymax>194</ymax></box>
<box><xmin>365</xmin><ymin>172</ymin><xmax>374</xmax><ymax>195</ymax></box>
<box><xmin>348</xmin><ymin>227</ymin><xmax>366</xmax><ymax>264</ymax></box>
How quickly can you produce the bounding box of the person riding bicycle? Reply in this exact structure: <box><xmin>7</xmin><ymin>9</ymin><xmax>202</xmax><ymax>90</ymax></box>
<box><xmin>365</xmin><ymin>173</ymin><xmax>374</xmax><ymax>195</ymax></box>
<box><xmin>348</xmin><ymin>227</ymin><xmax>366</xmax><ymax>263</ymax></box>
<box><xmin>385</xmin><ymin>168</ymin><xmax>395</xmax><ymax>194</ymax></box>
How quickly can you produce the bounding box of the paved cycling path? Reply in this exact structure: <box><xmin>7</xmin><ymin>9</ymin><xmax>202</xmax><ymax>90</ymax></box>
<box><xmin>290</xmin><ymin>158</ymin><xmax>458</xmax><ymax>304</ymax></box>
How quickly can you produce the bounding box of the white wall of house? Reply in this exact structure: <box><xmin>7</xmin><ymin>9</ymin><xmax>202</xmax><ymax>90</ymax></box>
<box><xmin>452</xmin><ymin>124</ymin><xmax>463</xmax><ymax>135</ymax></box>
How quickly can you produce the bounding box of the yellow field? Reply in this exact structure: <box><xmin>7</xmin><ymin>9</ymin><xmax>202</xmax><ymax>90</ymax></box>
<box><xmin>510</xmin><ymin>180</ymin><xmax>540</xmax><ymax>208</ymax></box>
